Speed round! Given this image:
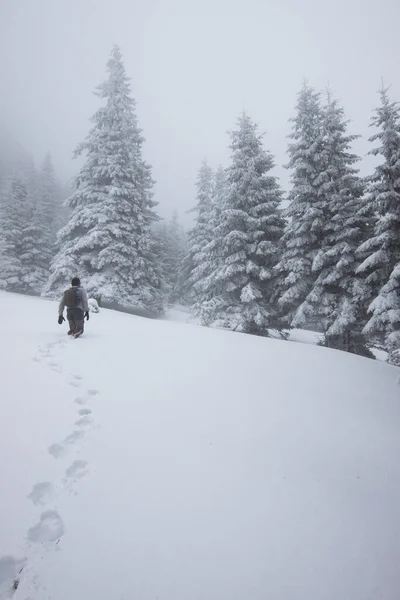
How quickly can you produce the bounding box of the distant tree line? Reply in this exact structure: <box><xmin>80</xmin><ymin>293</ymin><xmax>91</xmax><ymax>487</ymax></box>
<box><xmin>0</xmin><ymin>46</ymin><xmax>399</xmax><ymax>365</ymax></box>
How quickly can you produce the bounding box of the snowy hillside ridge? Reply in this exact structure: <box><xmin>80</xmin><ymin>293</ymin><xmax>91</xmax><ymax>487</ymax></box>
<box><xmin>38</xmin><ymin>296</ymin><xmax>380</xmax><ymax>361</ymax></box>
<box><xmin>1</xmin><ymin>290</ymin><xmax>400</xmax><ymax>600</ymax></box>
<box><xmin>166</xmin><ymin>306</ymin><xmax>391</xmax><ymax>361</ymax></box>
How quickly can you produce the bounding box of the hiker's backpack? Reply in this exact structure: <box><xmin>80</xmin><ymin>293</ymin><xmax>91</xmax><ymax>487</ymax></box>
<box><xmin>64</xmin><ymin>287</ymin><xmax>80</xmax><ymax>308</ymax></box>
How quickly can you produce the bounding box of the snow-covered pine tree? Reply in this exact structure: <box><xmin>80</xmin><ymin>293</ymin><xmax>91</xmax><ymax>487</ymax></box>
<box><xmin>0</xmin><ymin>176</ymin><xmax>44</xmax><ymax>294</ymax></box>
<box><xmin>54</xmin><ymin>180</ymin><xmax>74</xmax><ymax>238</ymax></box>
<box><xmin>0</xmin><ymin>143</ymin><xmax>41</xmax><ymax>292</ymax></box>
<box><xmin>152</xmin><ymin>221</ymin><xmax>170</xmax><ymax>300</ymax></box>
<box><xmin>202</xmin><ymin>113</ymin><xmax>285</xmax><ymax>334</ymax></box>
<box><xmin>292</xmin><ymin>90</ymin><xmax>373</xmax><ymax>356</ymax></box>
<box><xmin>0</xmin><ymin>236</ymin><xmax>7</xmax><ymax>281</ymax></box>
<box><xmin>356</xmin><ymin>87</ymin><xmax>400</xmax><ymax>364</ymax></box>
<box><xmin>275</xmin><ymin>83</ymin><xmax>325</xmax><ymax>328</ymax></box>
<box><xmin>35</xmin><ymin>153</ymin><xmax>61</xmax><ymax>282</ymax></box>
<box><xmin>44</xmin><ymin>46</ymin><xmax>164</xmax><ymax>314</ymax></box>
<box><xmin>183</xmin><ymin>161</ymin><xmax>214</xmax><ymax>309</ymax></box>
<box><xmin>163</xmin><ymin>211</ymin><xmax>187</xmax><ymax>304</ymax></box>
<box><xmin>0</xmin><ymin>177</ymin><xmax>20</xmax><ymax>290</ymax></box>
<box><xmin>40</xmin><ymin>154</ymin><xmax>61</xmax><ymax>235</ymax></box>
<box><xmin>196</xmin><ymin>165</ymin><xmax>229</xmax><ymax>325</ymax></box>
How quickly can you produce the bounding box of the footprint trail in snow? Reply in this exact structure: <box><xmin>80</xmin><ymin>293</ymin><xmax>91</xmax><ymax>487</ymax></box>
<box><xmin>3</xmin><ymin>339</ymin><xmax>102</xmax><ymax>599</ymax></box>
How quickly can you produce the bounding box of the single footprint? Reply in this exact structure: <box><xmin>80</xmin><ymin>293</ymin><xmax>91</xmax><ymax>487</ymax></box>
<box><xmin>48</xmin><ymin>443</ymin><xmax>67</xmax><ymax>459</ymax></box>
<box><xmin>75</xmin><ymin>415</ymin><xmax>93</xmax><ymax>427</ymax></box>
<box><xmin>74</xmin><ymin>397</ymin><xmax>87</xmax><ymax>406</ymax></box>
<box><xmin>27</xmin><ymin>482</ymin><xmax>53</xmax><ymax>506</ymax></box>
<box><xmin>68</xmin><ymin>380</ymin><xmax>81</xmax><ymax>388</ymax></box>
<box><xmin>65</xmin><ymin>460</ymin><xmax>88</xmax><ymax>480</ymax></box>
<box><xmin>78</xmin><ymin>408</ymin><xmax>92</xmax><ymax>416</ymax></box>
<box><xmin>27</xmin><ymin>511</ymin><xmax>64</xmax><ymax>543</ymax></box>
<box><xmin>48</xmin><ymin>431</ymin><xmax>84</xmax><ymax>458</ymax></box>
<box><xmin>64</xmin><ymin>430</ymin><xmax>85</xmax><ymax>444</ymax></box>
<box><xmin>87</xmin><ymin>389</ymin><xmax>99</xmax><ymax>396</ymax></box>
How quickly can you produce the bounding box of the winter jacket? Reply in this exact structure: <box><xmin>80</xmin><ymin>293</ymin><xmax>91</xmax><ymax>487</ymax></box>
<box><xmin>58</xmin><ymin>286</ymin><xmax>89</xmax><ymax>316</ymax></box>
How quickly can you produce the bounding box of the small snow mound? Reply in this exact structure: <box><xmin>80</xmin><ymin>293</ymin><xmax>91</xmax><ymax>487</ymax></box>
<box><xmin>88</xmin><ymin>298</ymin><xmax>99</xmax><ymax>313</ymax></box>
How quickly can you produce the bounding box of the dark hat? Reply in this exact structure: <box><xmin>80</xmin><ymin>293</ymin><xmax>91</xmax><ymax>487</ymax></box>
<box><xmin>71</xmin><ymin>277</ymin><xmax>81</xmax><ymax>287</ymax></box>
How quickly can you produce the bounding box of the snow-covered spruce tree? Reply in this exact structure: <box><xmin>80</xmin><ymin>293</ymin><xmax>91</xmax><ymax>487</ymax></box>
<box><xmin>163</xmin><ymin>211</ymin><xmax>187</xmax><ymax>304</ymax></box>
<box><xmin>40</xmin><ymin>154</ymin><xmax>62</xmax><ymax>237</ymax></box>
<box><xmin>54</xmin><ymin>180</ymin><xmax>73</xmax><ymax>238</ymax></box>
<box><xmin>201</xmin><ymin>114</ymin><xmax>285</xmax><ymax>334</ymax></box>
<box><xmin>275</xmin><ymin>83</ymin><xmax>325</xmax><ymax>328</ymax></box>
<box><xmin>293</xmin><ymin>91</ymin><xmax>373</xmax><ymax>356</ymax></box>
<box><xmin>183</xmin><ymin>161</ymin><xmax>214</xmax><ymax>309</ymax></box>
<box><xmin>44</xmin><ymin>46</ymin><xmax>164</xmax><ymax>314</ymax></box>
<box><xmin>0</xmin><ymin>177</ymin><xmax>20</xmax><ymax>290</ymax></box>
<box><xmin>195</xmin><ymin>165</ymin><xmax>229</xmax><ymax>325</ymax></box>
<box><xmin>356</xmin><ymin>87</ymin><xmax>400</xmax><ymax>364</ymax></box>
<box><xmin>0</xmin><ymin>146</ymin><xmax>42</xmax><ymax>292</ymax></box>
<box><xmin>153</xmin><ymin>213</ymin><xmax>187</xmax><ymax>305</ymax></box>
<box><xmin>0</xmin><ymin>177</ymin><xmax>44</xmax><ymax>294</ymax></box>
<box><xmin>152</xmin><ymin>222</ymin><xmax>171</xmax><ymax>300</ymax></box>
<box><xmin>178</xmin><ymin>243</ymin><xmax>194</xmax><ymax>306</ymax></box>
<box><xmin>35</xmin><ymin>153</ymin><xmax>62</xmax><ymax>280</ymax></box>
<box><xmin>0</xmin><ymin>235</ymin><xmax>7</xmax><ymax>283</ymax></box>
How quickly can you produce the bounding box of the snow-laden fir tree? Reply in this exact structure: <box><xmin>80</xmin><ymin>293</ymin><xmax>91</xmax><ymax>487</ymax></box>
<box><xmin>55</xmin><ymin>180</ymin><xmax>74</xmax><ymax>237</ymax></box>
<box><xmin>356</xmin><ymin>87</ymin><xmax>400</xmax><ymax>364</ymax></box>
<box><xmin>158</xmin><ymin>211</ymin><xmax>187</xmax><ymax>304</ymax></box>
<box><xmin>151</xmin><ymin>220</ymin><xmax>176</xmax><ymax>304</ymax></box>
<box><xmin>178</xmin><ymin>240</ymin><xmax>195</xmax><ymax>306</ymax></box>
<box><xmin>0</xmin><ymin>141</ymin><xmax>56</xmax><ymax>293</ymax></box>
<box><xmin>0</xmin><ymin>145</ymin><xmax>42</xmax><ymax>292</ymax></box>
<box><xmin>201</xmin><ymin>114</ymin><xmax>285</xmax><ymax>334</ymax></box>
<box><xmin>0</xmin><ymin>177</ymin><xmax>20</xmax><ymax>290</ymax></box>
<box><xmin>164</xmin><ymin>211</ymin><xmax>187</xmax><ymax>304</ymax></box>
<box><xmin>44</xmin><ymin>46</ymin><xmax>164</xmax><ymax>313</ymax></box>
<box><xmin>182</xmin><ymin>161</ymin><xmax>214</xmax><ymax>307</ymax></box>
<box><xmin>292</xmin><ymin>91</ymin><xmax>373</xmax><ymax>356</ymax></box>
<box><xmin>0</xmin><ymin>176</ymin><xmax>44</xmax><ymax>294</ymax></box>
<box><xmin>152</xmin><ymin>222</ymin><xmax>169</xmax><ymax>298</ymax></box>
<box><xmin>36</xmin><ymin>153</ymin><xmax>61</xmax><ymax>275</ymax></box>
<box><xmin>194</xmin><ymin>165</ymin><xmax>229</xmax><ymax>325</ymax></box>
<box><xmin>275</xmin><ymin>83</ymin><xmax>325</xmax><ymax>327</ymax></box>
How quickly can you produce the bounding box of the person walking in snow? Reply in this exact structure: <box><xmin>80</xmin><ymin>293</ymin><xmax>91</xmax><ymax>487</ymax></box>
<box><xmin>58</xmin><ymin>277</ymin><xmax>89</xmax><ymax>337</ymax></box>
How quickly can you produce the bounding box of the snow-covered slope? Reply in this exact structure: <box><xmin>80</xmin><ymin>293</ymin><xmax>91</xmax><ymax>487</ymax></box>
<box><xmin>1</xmin><ymin>291</ymin><xmax>400</xmax><ymax>600</ymax></box>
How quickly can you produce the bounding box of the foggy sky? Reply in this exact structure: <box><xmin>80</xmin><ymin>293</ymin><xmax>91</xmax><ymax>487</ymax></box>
<box><xmin>1</xmin><ymin>0</ymin><xmax>399</xmax><ymax>224</ymax></box>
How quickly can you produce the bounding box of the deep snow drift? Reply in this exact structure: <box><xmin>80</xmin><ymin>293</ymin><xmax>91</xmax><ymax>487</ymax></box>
<box><xmin>0</xmin><ymin>291</ymin><xmax>400</xmax><ymax>600</ymax></box>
